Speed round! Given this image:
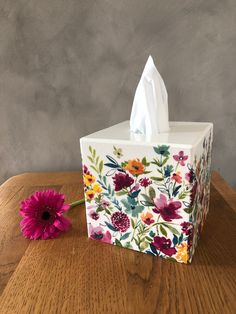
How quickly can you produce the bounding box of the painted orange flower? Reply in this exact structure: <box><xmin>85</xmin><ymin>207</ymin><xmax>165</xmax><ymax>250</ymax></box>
<box><xmin>172</xmin><ymin>171</ymin><xmax>182</xmax><ymax>184</ymax></box>
<box><xmin>124</xmin><ymin>159</ymin><xmax>145</xmax><ymax>175</ymax></box>
<box><xmin>86</xmin><ymin>190</ymin><xmax>95</xmax><ymax>200</ymax></box>
<box><xmin>84</xmin><ymin>174</ymin><xmax>96</xmax><ymax>186</ymax></box>
<box><xmin>140</xmin><ymin>211</ymin><xmax>154</xmax><ymax>225</ymax></box>
<box><xmin>176</xmin><ymin>242</ymin><xmax>189</xmax><ymax>264</ymax></box>
<box><xmin>92</xmin><ymin>183</ymin><xmax>102</xmax><ymax>193</ymax></box>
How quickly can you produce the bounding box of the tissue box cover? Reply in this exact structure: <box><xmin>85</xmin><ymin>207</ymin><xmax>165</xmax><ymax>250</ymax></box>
<box><xmin>80</xmin><ymin>121</ymin><xmax>213</xmax><ymax>264</ymax></box>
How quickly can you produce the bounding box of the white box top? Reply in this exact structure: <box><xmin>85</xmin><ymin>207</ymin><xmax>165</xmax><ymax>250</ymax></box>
<box><xmin>80</xmin><ymin>121</ymin><xmax>213</xmax><ymax>148</ymax></box>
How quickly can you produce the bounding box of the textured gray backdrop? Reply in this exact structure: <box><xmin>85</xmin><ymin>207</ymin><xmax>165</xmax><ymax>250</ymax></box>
<box><xmin>0</xmin><ymin>0</ymin><xmax>236</xmax><ymax>187</ymax></box>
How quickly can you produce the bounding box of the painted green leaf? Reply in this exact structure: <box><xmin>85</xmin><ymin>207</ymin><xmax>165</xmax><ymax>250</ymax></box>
<box><xmin>149</xmin><ymin>186</ymin><xmax>156</xmax><ymax>199</ymax></box>
<box><xmin>129</xmin><ymin>189</ymin><xmax>141</xmax><ymax>198</ymax></box>
<box><xmin>134</xmin><ymin>237</ymin><xmax>139</xmax><ymax>247</ymax></box>
<box><xmin>172</xmin><ymin>234</ymin><xmax>178</xmax><ymax>245</ymax></box>
<box><xmin>96</xmin><ymin>206</ymin><xmax>105</xmax><ymax>212</ymax></box>
<box><xmin>103</xmin><ymin>176</ymin><xmax>107</xmax><ymax>184</ymax></box>
<box><xmin>178</xmin><ymin>192</ymin><xmax>187</xmax><ymax>199</ymax></box>
<box><xmin>149</xmin><ymin>230</ymin><xmax>155</xmax><ymax>237</ymax></box>
<box><xmin>141</xmin><ymin>194</ymin><xmax>153</xmax><ymax>203</ymax></box>
<box><xmin>151</xmin><ymin>159</ymin><xmax>162</xmax><ymax>167</ymax></box>
<box><xmin>120</xmin><ymin>232</ymin><xmax>131</xmax><ymax>240</ymax></box>
<box><xmin>116</xmin><ymin>190</ymin><xmax>127</xmax><ymax>196</ymax></box>
<box><xmin>150</xmin><ymin>176</ymin><xmax>164</xmax><ymax>182</ymax></box>
<box><xmin>150</xmin><ymin>244</ymin><xmax>158</xmax><ymax>255</ymax></box>
<box><xmin>87</xmin><ymin>156</ymin><xmax>93</xmax><ymax>163</ymax></box>
<box><xmin>104</xmin><ymin>163</ymin><xmax>120</xmax><ymax>169</ymax></box>
<box><xmin>173</xmin><ymin>185</ymin><xmax>181</xmax><ymax>197</ymax></box>
<box><xmin>138</xmin><ymin>223</ymin><xmax>144</xmax><ymax>233</ymax></box>
<box><xmin>142</xmin><ymin>157</ymin><xmax>147</xmax><ymax>165</ymax></box>
<box><xmin>115</xmin><ymin>239</ymin><xmax>122</xmax><ymax>247</ymax></box>
<box><xmin>105</xmin><ymin>221</ymin><xmax>118</xmax><ymax>232</ymax></box>
<box><xmin>161</xmin><ymin>157</ymin><xmax>169</xmax><ymax>166</ymax></box>
<box><xmin>105</xmin><ymin>208</ymin><xmax>111</xmax><ymax>215</ymax></box>
<box><xmin>162</xmin><ymin>223</ymin><xmax>180</xmax><ymax>236</ymax></box>
<box><xmin>99</xmin><ymin>160</ymin><xmax>103</xmax><ymax>173</ymax></box>
<box><xmin>90</xmin><ymin>165</ymin><xmax>98</xmax><ymax>173</ymax></box>
<box><xmin>178</xmin><ymin>233</ymin><xmax>184</xmax><ymax>244</ymax></box>
<box><xmin>131</xmin><ymin>218</ymin><xmax>136</xmax><ymax>229</ymax></box>
<box><xmin>160</xmin><ymin>225</ymin><xmax>167</xmax><ymax>237</ymax></box>
<box><xmin>140</xmin><ymin>200</ymin><xmax>154</xmax><ymax>207</ymax></box>
<box><xmin>143</xmin><ymin>171</ymin><xmax>152</xmax><ymax>174</ymax></box>
<box><xmin>183</xmin><ymin>207</ymin><xmax>193</xmax><ymax>214</ymax></box>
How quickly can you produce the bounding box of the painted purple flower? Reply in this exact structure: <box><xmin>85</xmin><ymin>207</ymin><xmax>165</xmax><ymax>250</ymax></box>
<box><xmin>112</xmin><ymin>173</ymin><xmax>134</xmax><ymax>192</ymax></box>
<box><xmin>20</xmin><ymin>190</ymin><xmax>71</xmax><ymax>240</ymax></box>
<box><xmin>173</xmin><ymin>151</ymin><xmax>188</xmax><ymax>166</ymax></box>
<box><xmin>153</xmin><ymin>194</ymin><xmax>182</xmax><ymax>221</ymax></box>
<box><xmin>151</xmin><ymin>236</ymin><xmax>177</xmax><ymax>256</ymax></box>
<box><xmin>185</xmin><ymin>169</ymin><xmax>195</xmax><ymax>183</ymax></box>
<box><xmin>187</xmin><ymin>227</ymin><xmax>194</xmax><ymax>248</ymax></box>
<box><xmin>181</xmin><ymin>221</ymin><xmax>192</xmax><ymax>235</ymax></box>
<box><xmin>190</xmin><ymin>182</ymin><xmax>198</xmax><ymax>207</ymax></box>
<box><xmin>89</xmin><ymin>211</ymin><xmax>99</xmax><ymax>220</ymax></box>
<box><xmin>111</xmin><ymin>211</ymin><xmax>130</xmax><ymax>232</ymax></box>
<box><xmin>89</xmin><ymin>225</ymin><xmax>112</xmax><ymax>244</ymax></box>
<box><xmin>139</xmin><ymin>177</ymin><xmax>152</xmax><ymax>187</ymax></box>
<box><xmin>83</xmin><ymin>164</ymin><xmax>91</xmax><ymax>175</ymax></box>
<box><xmin>101</xmin><ymin>199</ymin><xmax>110</xmax><ymax>208</ymax></box>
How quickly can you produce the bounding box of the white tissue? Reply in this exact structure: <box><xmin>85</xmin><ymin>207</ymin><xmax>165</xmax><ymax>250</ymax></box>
<box><xmin>130</xmin><ymin>55</ymin><xmax>169</xmax><ymax>135</ymax></box>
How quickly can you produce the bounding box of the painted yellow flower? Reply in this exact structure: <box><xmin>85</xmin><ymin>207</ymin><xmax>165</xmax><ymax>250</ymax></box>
<box><xmin>84</xmin><ymin>174</ymin><xmax>95</xmax><ymax>186</ymax></box>
<box><xmin>124</xmin><ymin>159</ymin><xmax>145</xmax><ymax>175</ymax></box>
<box><xmin>92</xmin><ymin>183</ymin><xmax>102</xmax><ymax>193</ymax></box>
<box><xmin>113</xmin><ymin>146</ymin><xmax>123</xmax><ymax>158</ymax></box>
<box><xmin>176</xmin><ymin>242</ymin><xmax>189</xmax><ymax>264</ymax></box>
<box><xmin>86</xmin><ymin>190</ymin><xmax>95</xmax><ymax>200</ymax></box>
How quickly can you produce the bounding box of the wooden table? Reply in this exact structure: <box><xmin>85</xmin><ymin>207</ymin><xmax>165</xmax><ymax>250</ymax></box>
<box><xmin>0</xmin><ymin>171</ymin><xmax>235</xmax><ymax>314</ymax></box>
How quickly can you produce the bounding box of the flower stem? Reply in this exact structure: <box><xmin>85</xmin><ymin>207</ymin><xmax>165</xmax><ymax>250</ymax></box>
<box><xmin>69</xmin><ymin>198</ymin><xmax>85</xmax><ymax>209</ymax></box>
<box><xmin>175</xmin><ymin>162</ymin><xmax>179</xmax><ymax>172</ymax></box>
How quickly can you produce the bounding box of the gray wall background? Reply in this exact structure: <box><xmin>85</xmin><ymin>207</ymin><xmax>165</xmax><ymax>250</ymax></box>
<box><xmin>0</xmin><ymin>0</ymin><xmax>236</xmax><ymax>187</ymax></box>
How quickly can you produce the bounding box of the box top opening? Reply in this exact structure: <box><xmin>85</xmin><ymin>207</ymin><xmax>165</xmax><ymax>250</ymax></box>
<box><xmin>80</xmin><ymin>121</ymin><xmax>213</xmax><ymax>148</ymax></box>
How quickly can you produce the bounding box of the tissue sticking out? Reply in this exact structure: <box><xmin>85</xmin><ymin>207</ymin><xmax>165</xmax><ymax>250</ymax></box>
<box><xmin>130</xmin><ymin>55</ymin><xmax>169</xmax><ymax>135</ymax></box>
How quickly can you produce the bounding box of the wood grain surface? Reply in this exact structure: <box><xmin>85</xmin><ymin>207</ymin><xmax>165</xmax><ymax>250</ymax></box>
<box><xmin>0</xmin><ymin>171</ymin><xmax>235</xmax><ymax>314</ymax></box>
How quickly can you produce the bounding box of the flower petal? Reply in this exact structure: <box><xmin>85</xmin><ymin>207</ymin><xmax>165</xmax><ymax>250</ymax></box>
<box><xmin>169</xmin><ymin>201</ymin><xmax>182</xmax><ymax>210</ymax></box>
<box><xmin>54</xmin><ymin>216</ymin><xmax>71</xmax><ymax>232</ymax></box>
<box><xmin>173</xmin><ymin>155</ymin><xmax>179</xmax><ymax>161</ymax></box>
<box><xmin>154</xmin><ymin>194</ymin><xmax>167</xmax><ymax>209</ymax></box>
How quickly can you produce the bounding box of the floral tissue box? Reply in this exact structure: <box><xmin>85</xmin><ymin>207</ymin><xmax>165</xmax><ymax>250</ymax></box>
<box><xmin>80</xmin><ymin>121</ymin><xmax>213</xmax><ymax>264</ymax></box>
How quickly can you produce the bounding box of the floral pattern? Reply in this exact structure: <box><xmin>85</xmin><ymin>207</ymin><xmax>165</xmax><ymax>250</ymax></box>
<box><xmin>82</xmin><ymin>129</ymin><xmax>213</xmax><ymax>264</ymax></box>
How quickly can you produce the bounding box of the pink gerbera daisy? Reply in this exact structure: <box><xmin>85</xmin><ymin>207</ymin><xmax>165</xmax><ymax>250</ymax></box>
<box><xmin>20</xmin><ymin>190</ymin><xmax>71</xmax><ymax>240</ymax></box>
